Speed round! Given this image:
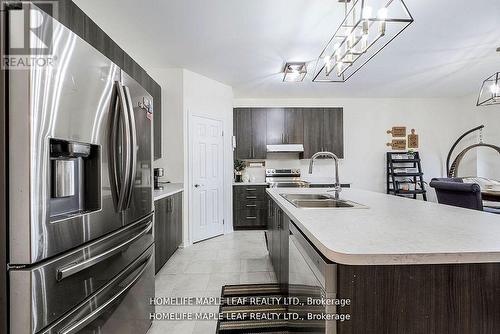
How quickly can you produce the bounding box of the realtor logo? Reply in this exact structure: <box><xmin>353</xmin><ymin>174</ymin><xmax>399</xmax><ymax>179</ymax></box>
<box><xmin>1</xmin><ymin>1</ymin><xmax>58</xmax><ymax>69</ymax></box>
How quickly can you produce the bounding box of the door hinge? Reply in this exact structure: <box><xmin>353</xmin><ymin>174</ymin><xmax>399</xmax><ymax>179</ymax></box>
<box><xmin>222</xmin><ymin>130</ymin><xmax>224</xmax><ymax>137</ymax></box>
<box><xmin>223</xmin><ymin>219</ymin><xmax>225</xmax><ymax>225</ymax></box>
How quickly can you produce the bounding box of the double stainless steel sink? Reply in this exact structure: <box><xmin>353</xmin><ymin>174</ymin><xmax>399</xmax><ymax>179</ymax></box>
<box><xmin>281</xmin><ymin>193</ymin><xmax>367</xmax><ymax>209</ymax></box>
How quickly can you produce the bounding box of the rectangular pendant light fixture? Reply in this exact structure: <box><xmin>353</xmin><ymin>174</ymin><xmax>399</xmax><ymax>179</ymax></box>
<box><xmin>283</xmin><ymin>62</ymin><xmax>308</xmax><ymax>82</ymax></box>
<box><xmin>313</xmin><ymin>0</ymin><xmax>414</xmax><ymax>82</ymax></box>
<box><xmin>477</xmin><ymin>72</ymin><xmax>500</xmax><ymax>106</ymax></box>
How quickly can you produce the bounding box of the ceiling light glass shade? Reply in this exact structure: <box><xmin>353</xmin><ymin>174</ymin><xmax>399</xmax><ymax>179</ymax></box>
<box><xmin>477</xmin><ymin>72</ymin><xmax>500</xmax><ymax>106</ymax></box>
<box><xmin>313</xmin><ymin>0</ymin><xmax>414</xmax><ymax>82</ymax></box>
<box><xmin>283</xmin><ymin>62</ymin><xmax>307</xmax><ymax>82</ymax></box>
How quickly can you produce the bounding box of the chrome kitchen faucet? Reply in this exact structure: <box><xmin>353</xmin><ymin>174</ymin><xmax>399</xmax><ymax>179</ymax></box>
<box><xmin>308</xmin><ymin>151</ymin><xmax>342</xmax><ymax>198</ymax></box>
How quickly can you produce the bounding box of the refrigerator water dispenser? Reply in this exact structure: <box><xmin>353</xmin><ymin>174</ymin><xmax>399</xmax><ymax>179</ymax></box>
<box><xmin>49</xmin><ymin>139</ymin><xmax>101</xmax><ymax>221</ymax></box>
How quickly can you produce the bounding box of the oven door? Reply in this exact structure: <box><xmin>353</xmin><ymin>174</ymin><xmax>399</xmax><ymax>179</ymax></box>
<box><xmin>9</xmin><ymin>214</ymin><xmax>153</xmax><ymax>334</ymax></box>
<box><xmin>289</xmin><ymin>222</ymin><xmax>336</xmax><ymax>334</ymax></box>
<box><xmin>40</xmin><ymin>245</ymin><xmax>154</xmax><ymax>334</ymax></box>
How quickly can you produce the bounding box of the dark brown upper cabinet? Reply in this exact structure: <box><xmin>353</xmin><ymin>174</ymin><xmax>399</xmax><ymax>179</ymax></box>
<box><xmin>303</xmin><ymin>108</ymin><xmax>343</xmax><ymax>159</ymax></box>
<box><xmin>266</xmin><ymin>108</ymin><xmax>285</xmax><ymax>145</ymax></box>
<box><xmin>284</xmin><ymin>108</ymin><xmax>304</xmax><ymax>144</ymax></box>
<box><xmin>323</xmin><ymin>108</ymin><xmax>343</xmax><ymax>158</ymax></box>
<box><xmin>266</xmin><ymin>108</ymin><xmax>304</xmax><ymax>145</ymax></box>
<box><xmin>234</xmin><ymin>107</ymin><xmax>342</xmax><ymax>160</ymax></box>
<box><xmin>234</xmin><ymin>108</ymin><xmax>267</xmax><ymax>159</ymax></box>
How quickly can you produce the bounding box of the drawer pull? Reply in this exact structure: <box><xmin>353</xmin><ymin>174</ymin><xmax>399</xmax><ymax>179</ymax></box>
<box><xmin>246</xmin><ymin>204</ymin><xmax>257</xmax><ymax>207</ymax></box>
<box><xmin>246</xmin><ymin>196</ymin><xmax>257</xmax><ymax>199</ymax></box>
<box><xmin>246</xmin><ymin>188</ymin><xmax>257</xmax><ymax>191</ymax></box>
<box><xmin>246</xmin><ymin>216</ymin><xmax>257</xmax><ymax>219</ymax></box>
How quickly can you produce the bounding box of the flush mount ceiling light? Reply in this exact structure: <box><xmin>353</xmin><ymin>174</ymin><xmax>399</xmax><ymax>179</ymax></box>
<box><xmin>313</xmin><ymin>0</ymin><xmax>414</xmax><ymax>82</ymax></box>
<box><xmin>283</xmin><ymin>62</ymin><xmax>307</xmax><ymax>82</ymax></box>
<box><xmin>476</xmin><ymin>49</ymin><xmax>500</xmax><ymax>107</ymax></box>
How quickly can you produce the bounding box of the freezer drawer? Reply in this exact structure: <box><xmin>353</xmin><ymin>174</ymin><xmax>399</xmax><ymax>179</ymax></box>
<box><xmin>10</xmin><ymin>214</ymin><xmax>154</xmax><ymax>334</ymax></box>
<box><xmin>40</xmin><ymin>245</ymin><xmax>154</xmax><ymax>334</ymax></box>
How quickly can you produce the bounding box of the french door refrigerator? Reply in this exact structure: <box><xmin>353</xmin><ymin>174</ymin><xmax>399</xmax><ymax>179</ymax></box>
<box><xmin>4</xmin><ymin>3</ymin><xmax>155</xmax><ymax>333</ymax></box>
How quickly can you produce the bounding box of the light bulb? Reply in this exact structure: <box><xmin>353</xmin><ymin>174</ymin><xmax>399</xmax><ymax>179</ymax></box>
<box><xmin>362</xmin><ymin>6</ymin><xmax>373</xmax><ymax>19</ymax></box>
<box><xmin>377</xmin><ymin>7</ymin><xmax>388</xmax><ymax>20</ymax></box>
<box><xmin>324</xmin><ymin>55</ymin><xmax>332</xmax><ymax>73</ymax></box>
<box><xmin>490</xmin><ymin>84</ymin><xmax>500</xmax><ymax>95</ymax></box>
<box><xmin>361</xmin><ymin>35</ymin><xmax>368</xmax><ymax>52</ymax></box>
<box><xmin>336</xmin><ymin>62</ymin><xmax>344</xmax><ymax>77</ymax></box>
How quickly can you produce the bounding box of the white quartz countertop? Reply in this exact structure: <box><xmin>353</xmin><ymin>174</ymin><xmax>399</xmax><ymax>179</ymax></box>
<box><xmin>153</xmin><ymin>183</ymin><xmax>184</xmax><ymax>201</ymax></box>
<box><xmin>233</xmin><ymin>182</ymin><xmax>268</xmax><ymax>186</ymax></box>
<box><xmin>267</xmin><ymin>188</ymin><xmax>500</xmax><ymax>265</ymax></box>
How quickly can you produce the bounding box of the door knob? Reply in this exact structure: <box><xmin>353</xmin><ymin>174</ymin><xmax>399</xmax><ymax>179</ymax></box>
<box><xmin>194</xmin><ymin>184</ymin><xmax>201</xmax><ymax>188</ymax></box>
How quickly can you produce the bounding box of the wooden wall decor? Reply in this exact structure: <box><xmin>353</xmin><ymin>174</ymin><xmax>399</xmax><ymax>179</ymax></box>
<box><xmin>408</xmin><ymin>129</ymin><xmax>419</xmax><ymax>149</ymax></box>
<box><xmin>387</xmin><ymin>126</ymin><xmax>407</xmax><ymax>137</ymax></box>
<box><xmin>386</xmin><ymin>139</ymin><xmax>407</xmax><ymax>150</ymax></box>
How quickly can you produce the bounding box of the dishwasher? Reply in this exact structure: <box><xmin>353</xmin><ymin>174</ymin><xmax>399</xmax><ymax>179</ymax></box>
<box><xmin>289</xmin><ymin>222</ymin><xmax>337</xmax><ymax>334</ymax></box>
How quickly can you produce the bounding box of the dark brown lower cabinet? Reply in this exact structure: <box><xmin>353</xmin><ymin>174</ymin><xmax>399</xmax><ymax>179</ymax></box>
<box><xmin>233</xmin><ymin>185</ymin><xmax>268</xmax><ymax>229</ymax></box>
<box><xmin>154</xmin><ymin>192</ymin><xmax>183</xmax><ymax>274</ymax></box>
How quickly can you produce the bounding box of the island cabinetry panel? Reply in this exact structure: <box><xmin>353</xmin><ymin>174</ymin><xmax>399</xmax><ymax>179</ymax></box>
<box><xmin>336</xmin><ymin>262</ymin><xmax>500</xmax><ymax>334</ymax></box>
<box><xmin>233</xmin><ymin>185</ymin><xmax>268</xmax><ymax>229</ymax></box>
<box><xmin>154</xmin><ymin>192</ymin><xmax>183</xmax><ymax>273</ymax></box>
<box><xmin>267</xmin><ymin>196</ymin><xmax>289</xmax><ymax>286</ymax></box>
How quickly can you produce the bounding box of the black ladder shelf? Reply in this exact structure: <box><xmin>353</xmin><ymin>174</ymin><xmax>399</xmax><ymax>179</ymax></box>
<box><xmin>386</xmin><ymin>151</ymin><xmax>427</xmax><ymax>201</ymax></box>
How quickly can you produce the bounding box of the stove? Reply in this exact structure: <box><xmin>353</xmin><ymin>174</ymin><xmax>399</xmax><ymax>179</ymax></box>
<box><xmin>265</xmin><ymin>169</ymin><xmax>309</xmax><ymax>188</ymax></box>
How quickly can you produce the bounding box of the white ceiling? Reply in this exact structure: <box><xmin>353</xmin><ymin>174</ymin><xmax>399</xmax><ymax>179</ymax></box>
<box><xmin>74</xmin><ymin>0</ymin><xmax>500</xmax><ymax>98</ymax></box>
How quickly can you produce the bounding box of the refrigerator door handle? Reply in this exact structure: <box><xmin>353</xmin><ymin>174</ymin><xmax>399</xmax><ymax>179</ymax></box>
<box><xmin>58</xmin><ymin>252</ymin><xmax>153</xmax><ymax>334</ymax></box>
<box><xmin>108</xmin><ymin>82</ymin><xmax>121</xmax><ymax>211</ymax></box>
<box><xmin>117</xmin><ymin>84</ymin><xmax>133</xmax><ymax>211</ymax></box>
<box><xmin>109</xmin><ymin>81</ymin><xmax>132</xmax><ymax>212</ymax></box>
<box><xmin>123</xmin><ymin>85</ymin><xmax>137</xmax><ymax>210</ymax></box>
<box><xmin>56</xmin><ymin>219</ymin><xmax>153</xmax><ymax>281</ymax></box>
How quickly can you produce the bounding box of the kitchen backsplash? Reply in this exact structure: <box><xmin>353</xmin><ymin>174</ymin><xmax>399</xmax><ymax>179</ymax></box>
<box><xmin>243</xmin><ymin>153</ymin><xmax>343</xmax><ymax>183</ymax></box>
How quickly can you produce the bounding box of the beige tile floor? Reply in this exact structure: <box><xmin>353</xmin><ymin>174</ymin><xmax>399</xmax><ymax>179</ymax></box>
<box><xmin>147</xmin><ymin>230</ymin><xmax>276</xmax><ymax>334</ymax></box>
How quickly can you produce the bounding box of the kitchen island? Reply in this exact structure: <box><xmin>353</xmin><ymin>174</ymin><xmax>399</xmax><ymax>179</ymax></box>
<box><xmin>266</xmin><ymin>188</ymin><xmax>500</xmax><ymax>334</ymax></box>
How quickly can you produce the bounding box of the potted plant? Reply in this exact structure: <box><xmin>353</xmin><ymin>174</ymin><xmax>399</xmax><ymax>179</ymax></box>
<box><xmin>234</xmin><ymin>159</ymin><xmax>246</xmax><ymax>182</ymax></box>
<box><xmin>407</xmin><ymin>149</ymin><xmax>416</xmax><ymax>159</ymax></box>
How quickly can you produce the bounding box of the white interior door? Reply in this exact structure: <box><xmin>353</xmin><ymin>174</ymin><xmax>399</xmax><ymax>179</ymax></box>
<box><xmin>191</xmin><ymin>115</ymin><xmax>224</xmax><ymax>242</ymax></box>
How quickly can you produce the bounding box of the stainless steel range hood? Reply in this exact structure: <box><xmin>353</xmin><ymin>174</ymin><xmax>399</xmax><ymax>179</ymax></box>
<box><xmin>266</xmin><ymin>144</ymin><xmax>304</xmax><ymax>153</ymax></box>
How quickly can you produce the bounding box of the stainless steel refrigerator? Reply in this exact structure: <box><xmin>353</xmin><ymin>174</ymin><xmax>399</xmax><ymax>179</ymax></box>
<box><xmin>5</xmin><ymin>3</ymin><xmax>155</xmax><ymax>333</ymax></box>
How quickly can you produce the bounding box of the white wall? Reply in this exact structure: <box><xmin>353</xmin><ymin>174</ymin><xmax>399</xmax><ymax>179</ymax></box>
<box><xmin>150</xmin><ymin>68</ymin><xmax>234</xmax><ymax>246</ymax></box>
<box><xmin>151</xmin><ymin>69</ymin><xmax>184</xmax><ymax>182</ymax></box>
<box><xmin>234</xmin><ymin>97</ymin><xmax>479</xmax><ymax>201</ymax></box>
<box><xmin>475</xmin><ymin>102</ymin><xmax>500</xmax><ymax>180</ymax></box>
<box><xmin>183</xmin><ymin>70</ymin><xmax>235</xmax><ymax>239</ymax></box>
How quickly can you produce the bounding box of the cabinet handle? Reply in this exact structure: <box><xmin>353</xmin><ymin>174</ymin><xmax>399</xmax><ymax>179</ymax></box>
<box><xmin>246</xmin><ymin>216</ymin><xmax>257</xmax><ymax>219</ymax></box>
<box><xmin>246</xmin><ymin>188</ymin><xmax>257</xmax><ymax>191</ymax></box>
<box><xmin>246</xmin><ymin>204</ymin><xmax>257</xmax><ymax>207</ymax></box>
<box><xmin>246</xmin><ymin>196</ymin><xmax>257</xmax><ymax>199</ymax></box>
<box><xmin>281</xmin><ymin>133</ymin><xmax>285</xmax><ymax>143</ymax></box>
<box><xmin>252</xmin><ymin>147</ymin><xmax>255</xmax><ymax>158</ymax></box>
